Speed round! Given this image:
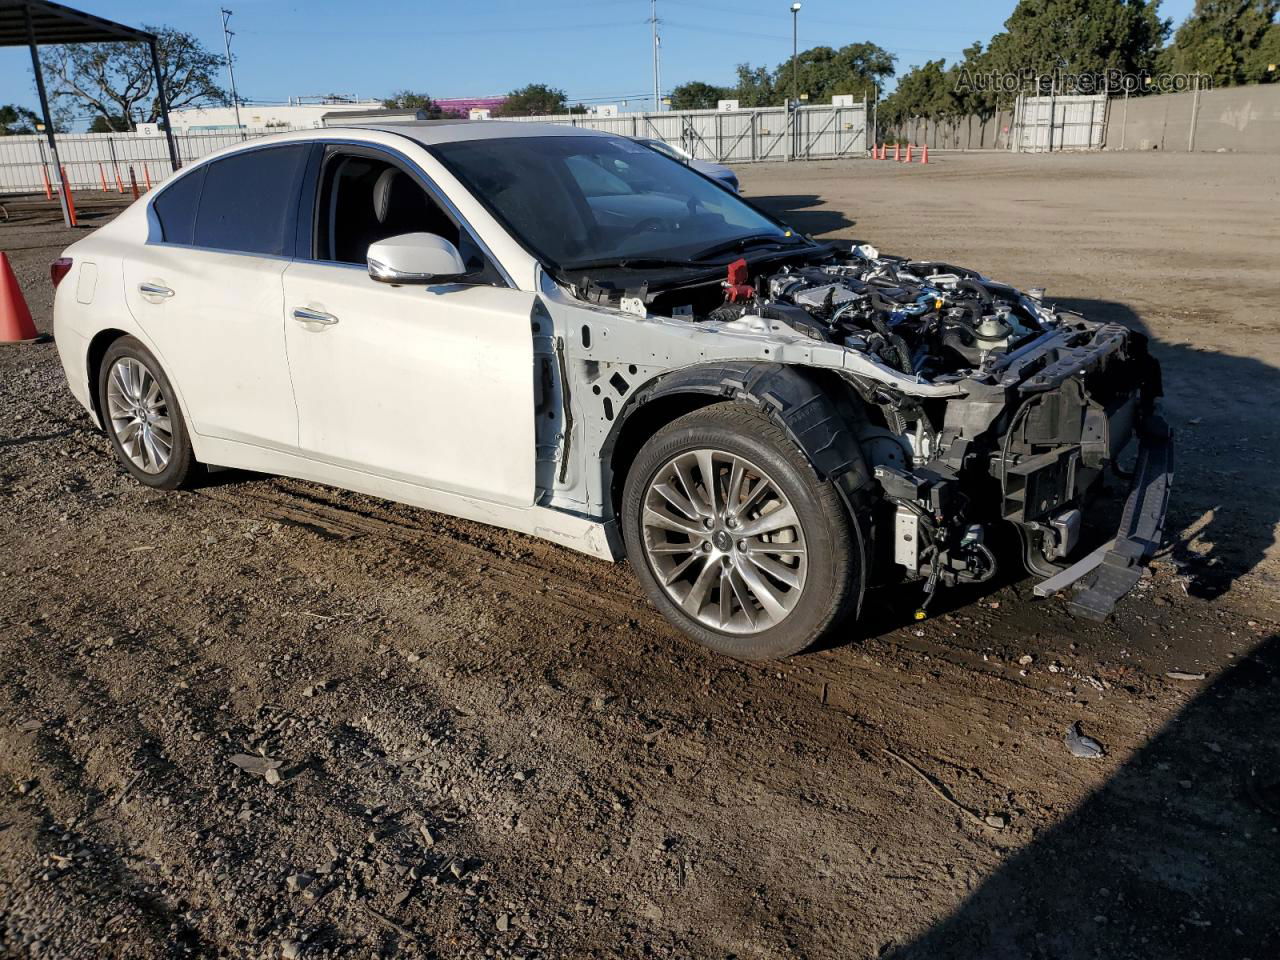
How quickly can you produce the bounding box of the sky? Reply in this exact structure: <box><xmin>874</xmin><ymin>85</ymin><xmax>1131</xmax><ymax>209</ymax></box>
<box><xmin>3</xmin><ymin>0</ymin><xmax>1199</xmax><ymax>119</ymax></box>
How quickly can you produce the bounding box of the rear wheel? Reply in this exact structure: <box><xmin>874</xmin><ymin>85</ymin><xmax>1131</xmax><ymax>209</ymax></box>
<box><xmin>97</xmin><ymin>336</ymin><xmax>196</xmax><ymax>489</ymax></box>
<box><xmin>622</xmin><ymin>403</ymin><xmax>857</xmax><ymax>659</ymax></box>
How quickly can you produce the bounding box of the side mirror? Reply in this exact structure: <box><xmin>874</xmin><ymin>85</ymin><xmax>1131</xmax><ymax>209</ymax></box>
<box><xmin>367</xmin><ymin>232</ymin><xmax>467</xmax><ymax>284</ymax></box>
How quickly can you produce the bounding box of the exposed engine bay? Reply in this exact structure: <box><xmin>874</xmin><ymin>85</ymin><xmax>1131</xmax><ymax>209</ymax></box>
<box><xmin>567</xmin><ymin>241</ymin><xmax>1173</xmax><ymax>619</ymax></box>
<box><xmin>704</xmin><ymin>244</ymin><xmax>1054</xmax><ymax>382</ymax></box>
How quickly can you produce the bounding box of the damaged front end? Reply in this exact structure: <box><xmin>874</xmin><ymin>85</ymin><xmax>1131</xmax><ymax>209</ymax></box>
<box><xmin>564</xmin><ymin>241</ymin><xmax>1173</xmax><ymax>619</ymax></box>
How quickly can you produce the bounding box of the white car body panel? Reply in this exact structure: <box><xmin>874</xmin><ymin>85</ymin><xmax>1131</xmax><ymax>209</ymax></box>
<box><xmin>281</xmin><ymin>261</ymin><xmax>538</xmax><ymax>507</ymax></box>
<box><xmin>123</xmin><ymin>245</ymin><xmax>296</xmax><ymax>449</ymax></box>
<box><xmin>50</xmin><ymin>121</ymin><xmax>947</xmax><ymax>564</ymax></box>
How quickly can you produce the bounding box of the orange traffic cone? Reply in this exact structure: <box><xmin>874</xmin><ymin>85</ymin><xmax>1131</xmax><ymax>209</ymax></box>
<box><xmin>920</xmin><ymin>144</ymin><xmax>929</xmax><ymax>164</ymax></box>
<box><xmin>893</xmin><ymin>142</ymin><xmax>900</xmax><ymax>162</ymax></box>
<box><xmin>0</xmin><ymin>253</ymin><xmax>45</xmax><ymax>344</ymax></box>
<box><xmin>905</xmin><ymin>144</ymin><xmax>913</xmax><ymax>163</ymax></box>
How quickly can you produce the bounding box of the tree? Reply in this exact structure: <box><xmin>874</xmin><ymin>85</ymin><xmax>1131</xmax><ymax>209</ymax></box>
<box><xmin>0</xmin><ymin>104</ymin><xmax>40</xmax><ymax>135</ymax></box>
<box><xmin>1162</xmin><ymin>0</ymin><xmax>1278</xmax><ymax>86</ymax></box>
<box><xmin>734</xmin><ymin>42</ymin><xmax>895</xmax><ymax>107</ymax></box>
<box><xmin>669</xmin><ymin>81</ymin><xmax>731</xmax><ymax>110</ymax></box>
<box><xmin>879</xmin><ymin>59</ymin><xmax>951</xmax><ymax>139</ymax></box>
<box><xmin>949</xmin><ymin>42</ymin><xmax>1000</xmax><ymax>145</ymax></box>
<box><xmin>984</xmin><ymin>0</ymin><xmax>1170</xmax><ymax>88</ymax></box>
<box><xmin>732</xmin><ymin>63</ymin><xmax>776</xmax><ymax>106</ymax></box>
<box><xmin>785</xmin><ymin>42</ymin><xmax>896</xmax><ymax>102</ymax></box>
<box><xmin>39</xmin><ymin>26</ymin><xmax>226</xmax><ymax>132</ymax></box>
<box><xmin>1242</xmin><ymin>21</ymin><xmax>1280</xmax><ymax>82</ymax></box>
<box><xmin>88</xmin><ymin>114</ymin><xmax>130</xmax><ymax>133</ymax></box>
<box><xmin>381</xmin><ymin>90</ymin><xmax>463</xmax><ymax>119</ymax></box>
<box><xmin>494</xmin><ymin>84</ymin><xmax>585</xmax><ymax>117</ymax></box>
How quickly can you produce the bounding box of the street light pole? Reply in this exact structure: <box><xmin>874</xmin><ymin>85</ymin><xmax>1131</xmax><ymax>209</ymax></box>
<box><xmin>790</xmin><ymin>3</ymin><xmax>801</xmax><ymax>107</ymax></box>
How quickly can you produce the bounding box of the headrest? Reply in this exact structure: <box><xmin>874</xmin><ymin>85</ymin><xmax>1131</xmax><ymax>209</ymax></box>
<box><xmin>373</xmin><ymin>167</ymin><xmax>410</xmax><ymax>224</ymax></box>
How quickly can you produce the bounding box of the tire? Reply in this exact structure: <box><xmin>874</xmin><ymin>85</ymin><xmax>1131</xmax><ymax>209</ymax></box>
<box><xmin>622</xmin><ymin>402</ymin><xmax>857</xmax><ymax>659</ymax></box>
<box><xmin>96</xmin><ymin>336</ymin><xmax>197</xmax><ymax>490</ymax></box>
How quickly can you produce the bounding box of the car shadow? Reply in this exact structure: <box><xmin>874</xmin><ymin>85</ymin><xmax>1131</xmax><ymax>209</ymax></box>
<box><xmin>1053</xmin><ymin>297</ymin><xmax>1278</xmax><ymax>603</ymax></box>
<box><xmin>885</xmin><ymin>630</ymin><xmax>1280</xmax><ymax>960</ymax></box>
<box><xmin>748</xmin><ymin>194</ymin><xmax>856</xmax><ymax>237</ymax></box>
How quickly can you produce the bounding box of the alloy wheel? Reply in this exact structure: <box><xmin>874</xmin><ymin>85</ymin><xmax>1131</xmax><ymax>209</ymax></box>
<box><xmin>641</xmin><ymin>448</ymin><xmax>808</xmax><ymax>634</ymax></box>
<box><xmin>105</xmin><ymin>356</ymin><xmax>173</xmax><ymax>474</ymax></box>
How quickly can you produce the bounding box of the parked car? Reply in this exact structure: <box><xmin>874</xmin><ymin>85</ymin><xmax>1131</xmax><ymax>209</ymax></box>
<box><xmin>635</xmin><ymin>137</ymin><xmax>740</xmax><ymax>193</ymax></box>
<box><xmin>52</xmin><ymin>122</ymin><xmax>1170</xmax><ymax>659</ymax></box>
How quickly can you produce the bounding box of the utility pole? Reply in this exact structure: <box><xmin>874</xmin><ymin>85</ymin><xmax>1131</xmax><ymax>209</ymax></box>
<box><xmin>219</xmin><ymin>8</ymin><xmax>242</xmax><ymax>131</ymax></box>
<box><xmin>650</xmin><ymin>0</ymin><xmax>661</xmax><ymax>111</ymax></box>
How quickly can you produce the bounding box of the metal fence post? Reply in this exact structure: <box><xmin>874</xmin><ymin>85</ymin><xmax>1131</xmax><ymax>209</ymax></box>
<box><xmin>1187</xmin><ymin>76</ymin><xmax>1201</xmax><ymax>152</ymax></box>
<box><xmin>1121</xmin><ymin>88</ymin><xmax>1129</xmax><ymax>150</ymax></box>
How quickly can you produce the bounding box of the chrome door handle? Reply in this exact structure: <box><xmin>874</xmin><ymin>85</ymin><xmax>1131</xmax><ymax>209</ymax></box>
<box><xmin>138</xmin><ymin>282</ymin><xmax>174</xmax><ymax>299</ymax></box>
<box><xmin>292</xmin><ymin>307</ymin><xmax>338</xmax><ymax>326</ymax></box>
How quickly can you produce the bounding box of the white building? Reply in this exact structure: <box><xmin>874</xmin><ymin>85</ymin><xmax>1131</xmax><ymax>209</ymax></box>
<box><xmin>169</xmin><ymin>98</ymin><xmax>385</xmax><ymax>132</ymax></box>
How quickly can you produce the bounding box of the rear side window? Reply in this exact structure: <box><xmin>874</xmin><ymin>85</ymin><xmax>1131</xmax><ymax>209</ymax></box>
<box><xmin>193</xmin><ymin>145</ymin><xmax>309</xmax><ymax>256</ymax></box>
<box><xmin>152</xmin><ymin>167</ymin><xmax>205</xmax><ymax>244</ymax></box>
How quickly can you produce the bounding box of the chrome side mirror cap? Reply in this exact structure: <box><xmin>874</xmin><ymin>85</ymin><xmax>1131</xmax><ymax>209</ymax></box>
<box><xmin>367</xmin><ymin>232</ymin><xmax>467</xmax><ymax>284</ymax></box>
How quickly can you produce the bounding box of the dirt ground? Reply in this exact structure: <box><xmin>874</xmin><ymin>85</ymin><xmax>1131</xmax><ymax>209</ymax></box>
<box><xmin>1</xmin><ymin>151</ymin><xmax>1277</xmax><ymax>960</ymax></box>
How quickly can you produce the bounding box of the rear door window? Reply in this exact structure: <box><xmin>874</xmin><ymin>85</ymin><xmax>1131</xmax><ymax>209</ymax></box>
<box><xmin>152</xmin><ymin>167</ymin><xmax>206</xmax><ymax>245</ymax></box>
<box><xmin>193</xmin><ymin>145</ymin><xmax>309</xmax><ymax>256</ymax></box>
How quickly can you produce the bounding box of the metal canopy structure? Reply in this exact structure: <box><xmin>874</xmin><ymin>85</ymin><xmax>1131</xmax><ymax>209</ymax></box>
<box><xmin>0</xmin><ymin>0</ymin><xmax>181</xmax><ymax>226</ymax></box>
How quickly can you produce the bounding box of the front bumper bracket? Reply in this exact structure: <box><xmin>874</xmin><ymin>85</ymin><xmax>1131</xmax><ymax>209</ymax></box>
<box><xmin>1033</xmin><ymin>415</ymin><xmax>1174</xmax><ymax>620</ymax></box>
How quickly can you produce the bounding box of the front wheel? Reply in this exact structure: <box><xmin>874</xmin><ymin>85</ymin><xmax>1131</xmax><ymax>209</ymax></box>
<box><xmin>622</xmin><ymin>403</ymin><xmax>858</xmax><ymax>659</ymax></box>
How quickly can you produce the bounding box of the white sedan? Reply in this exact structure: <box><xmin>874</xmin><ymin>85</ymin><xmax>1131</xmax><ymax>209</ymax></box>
<box><xmin>52</xmin><ymin>121</ymin><xmax>1168</xmax><ymax>658</ymax></box>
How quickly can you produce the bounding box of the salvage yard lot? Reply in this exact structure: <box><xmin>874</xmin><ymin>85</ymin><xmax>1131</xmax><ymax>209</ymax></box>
<box><xmin>1</xmin><ymin>151</ymin><xmax>1278</xmax><ymax>958</ymax></box>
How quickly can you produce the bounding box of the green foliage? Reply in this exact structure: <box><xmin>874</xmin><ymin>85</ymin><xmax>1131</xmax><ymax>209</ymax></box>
<box><xmin>0</xmin><ymin>104</ymin><xmax>40</xmax><ymax>135</ymax></box>
<box><xmin>39</xmin><ymin>26</ymin><xmax>225</xmax><ymax>131</ymax></box>
<box><xmin>733</xmin><ymin>42</ymin><xmax>895</xmax><ymax>106</ymax></box>
<box><xmin>668</xmin><ymin>81</ymin><xmax>732</xmax><ymax>110</ymax></box>
<box><xmin>494</xmin><ymin>84</ymin><xmax>586</xmax><ymax>117</ymax></box>
<box><xmin>1242</xmin><ymin>21</ymin><xmax>1280</xmax><ymax>82</ymax></box>
<box><xmin>1162</xmin><ymin>0</ymin><xmax>1278</xmax><ymax>86</ymax></box>
<box><xmin>381</xmin><ymin>90</ymin><xmax>463</xmax><ymax>119</ymax></box>
<box><xmin>88</xmin><ymin>114</ymin><xmax>132</xmax><ymax>133</ymax></box>
<box><xmin>732</xmin><ymin>64</ymin><xmax>776</xmax><ymax>106</ymax></box>
<box><xmin>879</xmin><ymin>59</ymin><xmax>951</xmax><ymax>126</ymax></box>
<box><xmin>984</xmin><ymin>0</ymin><xmax>1170</xmax><ymax>80</ymax></box>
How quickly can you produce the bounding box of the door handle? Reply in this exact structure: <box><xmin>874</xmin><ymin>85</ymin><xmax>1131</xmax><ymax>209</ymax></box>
<box><xmin>292</xmin><ymin>307</ymin><xmax>338</xmax><ymax>326</ymax></box>
<box><xmin>138</xmin><ymin>282</ymin><xmax>174</xmax><ymax>299</ymax></box>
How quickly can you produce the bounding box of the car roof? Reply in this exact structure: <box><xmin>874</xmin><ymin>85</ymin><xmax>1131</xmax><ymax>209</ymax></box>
<box><xmin>323</xmin><ymin>120</ymin><xmax>615</xmax><ymax>146</ymax></box>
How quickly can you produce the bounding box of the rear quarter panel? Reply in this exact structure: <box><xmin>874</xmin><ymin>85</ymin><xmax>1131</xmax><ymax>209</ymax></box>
<box><xmin>53</xmin><ymin>203</ymin><xmax>167</xmax><ymax>425</ymax></box>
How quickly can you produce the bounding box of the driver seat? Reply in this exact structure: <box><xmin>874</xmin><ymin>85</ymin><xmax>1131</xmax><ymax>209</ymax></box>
<box><xmin>371</xmin><ymin>167</ymin><xmax>458</xmax><ymax>246</ymax></box>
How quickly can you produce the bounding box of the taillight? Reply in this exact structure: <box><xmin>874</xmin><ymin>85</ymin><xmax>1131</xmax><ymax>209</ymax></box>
<box><xmin>50</xmin><ymin>257</ymin><xmax>73</xmax><ymax>289</ymax></box>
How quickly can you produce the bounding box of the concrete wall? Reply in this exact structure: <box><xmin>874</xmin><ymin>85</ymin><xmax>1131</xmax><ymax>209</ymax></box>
<box><xmin>1106</xmin><ymin>83</ymin><xmax>1280</xmax><ymax>153</ymax></box>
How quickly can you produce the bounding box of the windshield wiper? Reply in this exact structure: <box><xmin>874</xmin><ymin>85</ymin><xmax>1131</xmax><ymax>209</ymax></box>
<box><xmin>560</xmin><ymin>255</ymin><xmax>711</xmax><ymax>272</ymax></box>
<box><xmin>561</xmin><ymin>234</ymin><xmax>809</xmax><ymax>274</ymax></box>
<box><xmin>687</xmin><ymin>233</ymin><xmax>806</xmax><ymax>262</ymax></box>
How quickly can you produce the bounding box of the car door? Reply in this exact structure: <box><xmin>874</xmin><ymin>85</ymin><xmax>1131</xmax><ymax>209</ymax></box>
<box><xmin>122</xmin><ymin>144</ymin><xmax>310</xmax><ymax>449</ymax></box>
<box><xmin>281</xmin><ymin>146</ymin><xmax>538</xmax><ymax>508</ymax></box>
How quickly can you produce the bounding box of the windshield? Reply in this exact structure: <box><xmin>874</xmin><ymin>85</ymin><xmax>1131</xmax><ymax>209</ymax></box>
<box><xmin>430</xmin><ymin>135</ymin><xmax>791</xmax><ymax>272</ymax></box>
